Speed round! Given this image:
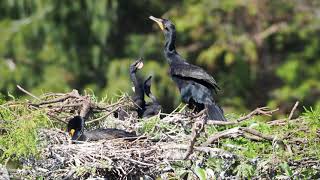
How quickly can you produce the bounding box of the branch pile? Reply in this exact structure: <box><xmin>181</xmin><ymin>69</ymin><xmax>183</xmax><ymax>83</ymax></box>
<box><xmin>6</xmin><ymin>89</ymin><xmax>320</xmax><ymax>179</ymax></box>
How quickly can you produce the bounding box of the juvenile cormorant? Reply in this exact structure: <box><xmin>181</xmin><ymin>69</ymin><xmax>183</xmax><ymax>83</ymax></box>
<box><xmin>129</xmin><ymin>58</ymin><xmax>146</xmax><ymax>118</ymax></box>
<box><xmin>67</xmin><ymin>116</ymin><xmax>136</xmax><ymax>141</ymax></box>
<box><xmin>149</xmin><ymin>16</ymin><xmax>226</xmax><ymax>121</ymax></box>
<box><xmin>142</xmin><ymin>76</ymin><xmax>162</xmax><ymax>117</ymax></box>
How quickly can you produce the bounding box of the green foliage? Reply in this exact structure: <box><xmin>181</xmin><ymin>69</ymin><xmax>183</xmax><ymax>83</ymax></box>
<box><xmin>234</xmin><ymin>162</ymin><xmax>254</xmax><ymax>179</ymax></box>
<box><xmin>279</xmin><ymin>162</ymin><xmax>293</xmax><ymax>177</ymax></box>
<box><xmin>0</xmin><ymin>101</ymin><xmax>52</xmax><ymax>162</ymax></box>
<box><xmin>0</xmin><ymin>1</ymin><xmax>319</xmax><ymax>114</ymax></box>
<box><xmin>194</xmin><ymin>166</ymin><xmax>207</xmax><ymax>180</ymax></box>
<box><xmin>140</xmin><ymin>117</ymin><xmax>160</xmax><ymax>134</ymax></box>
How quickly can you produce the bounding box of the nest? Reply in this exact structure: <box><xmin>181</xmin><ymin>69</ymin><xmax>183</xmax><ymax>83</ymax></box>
<box><xmin>13</xmin><ymin>121</ymin><xmax>234</xmax><ymax>179</ymax></box>
<box><xmin>9</xmin><ymin>88</ymin><xmax>319</xmax><ymax>179</ymax></box>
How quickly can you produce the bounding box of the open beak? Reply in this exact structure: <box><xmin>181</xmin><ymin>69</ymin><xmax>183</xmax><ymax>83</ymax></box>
<box><xmin>69</xmin><ymin>129</ymin><xmax>75</xmax><ymax>137</ymax></box>
<box><xmin>135</xmin><ymin>58</ymin><xmax>144</xmax><ymax>69</ymax></box>
<box><xmin>136</xmin><ymin>61</ymin><xmax>144</xmax><ymax>69</ymax></box>
<box><xmin>149</xmin><ymin>16</ymin><xmax>164</xmax><ymax>31</ymax></box>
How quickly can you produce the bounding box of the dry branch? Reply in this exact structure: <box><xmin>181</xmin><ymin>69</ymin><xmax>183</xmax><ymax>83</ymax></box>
<box><xmin>17</xmin><ymin>85</ymin><xmax>41</xmax><ymax>101</ymax></box>
<box><xmin>204</xmin><ymin>127</ymin><xmax>284</xmax><ymax>145</ymax></box>
<box><xmin>204</xmin><ymin>127</ymin><xmax>241</xmax><ymax>145</ymax></box>
<box><xmin>184</xmin><ymin>118</ymin><xmax>206</xmax><ymax>160</ymax></box>
<box><xmin>288</xmin><ymin>101</ymin><xmax>299</xmax><ymax>120</ymax></box>
<box><xmin>207</xmin><ymin>107</ymin><xmax>278</xmax><ymax>125</ymax></box>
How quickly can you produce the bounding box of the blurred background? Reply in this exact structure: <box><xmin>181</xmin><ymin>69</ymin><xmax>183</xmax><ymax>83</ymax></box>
<box><xmin>1</xmin><ymin>0</ymin><xmax>320</xmax><ymax>114</ymax></box>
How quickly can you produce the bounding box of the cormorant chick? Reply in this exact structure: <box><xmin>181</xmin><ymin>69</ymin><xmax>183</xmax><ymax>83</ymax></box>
<box><xmin>129</xmin><ymin>58</ymin><xmax>146</xmax><ymax>118</ymax></box>
<box><xmin>149</xmin><ymin>16</ymin><xmax>226</xmax><ymax>121</ymax></box>
<box><xmin>142</xmin><ymin>76</ymin><xmax>162</xmax><ymax>117</ymax></box>
<box><xmin>67</xmin><ymin>116</ymin><xmax>136</xmax><ymax>141</ymax></box>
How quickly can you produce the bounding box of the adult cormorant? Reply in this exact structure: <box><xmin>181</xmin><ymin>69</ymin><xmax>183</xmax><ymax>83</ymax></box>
<box><xmin>67</xmin><ymin>116</ymin><xmax>136</xmax><ymax>141</ymax></box>
<box><xmin>149</xmin><ymin>16</ymin><xmax>226</xmax><ymax>121</ymax></box>
<box><xmin>143</xmin><ymin>76</ymin><xmax>162</xmax><ymax>117</ymax></box>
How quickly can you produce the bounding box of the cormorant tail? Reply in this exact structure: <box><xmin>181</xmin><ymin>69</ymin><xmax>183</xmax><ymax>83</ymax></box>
<box><xmin>205</xmin><ymin>104</ymin><xmax>227</xmax><ymax>121</ymax></box>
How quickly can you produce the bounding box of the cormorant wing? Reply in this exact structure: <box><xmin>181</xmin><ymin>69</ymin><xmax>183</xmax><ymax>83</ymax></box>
<box><xmin>170</xmin><ymin>62</ymin><xmax>220</xmax><ymax>91</ymax></box>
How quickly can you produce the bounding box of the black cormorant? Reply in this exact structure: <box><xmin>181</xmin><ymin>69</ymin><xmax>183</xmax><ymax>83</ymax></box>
<box><xmin>129</xmin><ymin>58</ymin><xmax>146</xmax><ymax>118</ymax></box>
<box><xmin>149</xmin><ymin>16</ymin><xmax>226</xmax><ymax>121</ymax></box>
<box><xmin>67</xmin><ymin>116</ymin><xmax>136</xmax><ymax>141</ymax></box>
<box><xmin>142</xmin><ymin>76</ymin><xmax>162</xmax><ymax>117</ymax></box>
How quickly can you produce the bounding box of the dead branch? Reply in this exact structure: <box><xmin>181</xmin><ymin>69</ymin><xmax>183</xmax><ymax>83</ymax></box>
<box><xmin>288</xmin><ymin>101</ymin><xmax>299</xmax><ymax>120</ymax></box>
<box><xmin>184</xmin><ymin>119</ymin><xmax>205</xmax><ymax>159</ymax></box>
<box><xmin>30</xmin><ymin>90</ymin><xmax>80</xmax><ymax>107</ymax></box>
<box><xmin>205</xmin><ymin>127</ymin><xmax>284</xmax><ymax>145</ymax></box>
<box><xmin>207</xmin><ymin>107</ymin><xmax>278</xmax><ymax>125</ymax></box>
<box><xmin>253</xmin><ymin>22</ymin><xmax>288</xmax><ymax>46</ymax></box>
<box><xmin>267</xmin><ymin>117</ymin><xmax>303</xmax><ymax>126</ymax></box>
<box><xmin>204</xmin><ymin>127</ymin><xmax>241</xmax><ymax>145</ymax></box>
<box><xmin>79</xmin><ymin>96</ymin><xmax>91</xmax><ymax>118</ymax></box>
<box><xmin>86</xmin><ymin>107</ymin><xmax>120</xmax><ymax>124</ymax></box>
<box><xmin>240</xmin><ymin>127</ymin><xmax>277</xmax><ymax>141</ymax></box>
<box><xmin>17</xmin><ymin>85</ymin><xmax>41</xmax><ymax>101</ymax></box>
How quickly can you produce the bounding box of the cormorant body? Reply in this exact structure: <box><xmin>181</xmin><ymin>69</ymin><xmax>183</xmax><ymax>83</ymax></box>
<box><xmin>129</xmin><ymin>59</ymin><xmax>146</xmax><ymax>118</ymax></box>
<box><xmin>67</xmin><ymin>116</ymin><xmax>136</xmax><ymax>141</ymax></box>
<box><xmin>149</xmin><ymin>16</ymin><xmax>226</xmax><ymax>121</ymax></box>
<box><xmin>143</xmin><ymin>76</ymin><xmax>162</xmax><ymax>117</ymax></box>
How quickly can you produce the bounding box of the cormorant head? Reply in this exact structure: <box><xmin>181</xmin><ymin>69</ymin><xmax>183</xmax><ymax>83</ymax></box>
<box><xmin>67</xmin><ymin>116</ymin><xmax>85</xmax><ymax>140</ymax></box>
<box><xmin>144</xmin><ymin>76</ymin><xmax>152</xmax><ymax>97</ymax></box>
<box><xmin>130</xmin><ymin>58</ymin><xmax>144</xmax><ymax>73</ymax></box>
<box><xmin>149</xmin><ymin>16</ymin><xmax>176</xmax><ymax>36</ymax></box>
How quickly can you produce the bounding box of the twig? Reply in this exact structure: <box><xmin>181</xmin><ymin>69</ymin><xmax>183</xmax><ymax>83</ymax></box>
<box><xmin>47</xmin><ymin>113</ymin><xmax>67</xmax><ymax>124</ymax></box>
<box><xmin>206</xmin><ymin>121</ymin><xmax>238</xmax><ymax>125</ymax></box>
<box><xmin>205</xmin><ymin>127</ymin><xmax>284</xmax><ymax>145</ymax></box>
<box><xmin>204</xmin><ymin>127</ymin><xmax>241</xmax><ymax>145</ymax></box>
<box><xmin>184</xmin><ymin>109</ymin><xmax>208</xmax><ymax>159</ymax></box>
<box><xmin>267</xmin><ymin>117</ymin><xmax>303</xmax><ymax>126</ymax></box>
<box><xmin>86</xmin><ymin>107</ymin><xmax>120</xmax><ymax>124</ymax></box>
<box><xmin>184</xmin><ymin>120</ymin><xmax>203</xmax><ymax>159</ymax></box>
<box><xmin>236</xmin><ymin>107</ymin><xmax>278</xmax><ymax>122</ymax></box>
<box><xmin>240</xmin><ymin>127</ymin><xmax>275</xmax><ymax>141</ymax></box>
<box><xmin>253</xmin><ymin>22</ymin><xmax>287</xmax><ymax>46</ymax></box>
<box><xmin>161</xmin><ymin>144</ymin><xmax>235</xmax><ymax>158</ymax></box>
<box><xmin>62</xmin><ymin>169</ymin><xmax>75</xmax><ymax>180</ymax></box>
<box><xmin>207</xmin><ymin>107</ymin><xmax>278</xmax><ymax>125</ymax></box>
<box><xmin>17</xmin><ymin>85</ymin><xmax>41</xmax><ymax>101</ymax></box>
<box><xmin>123</xmin><ymin>158</ymin><xmax>154</xmax><ymax>167</ymax></box>
<box><xmin>288</xmin><ymin>101</ymin><xmax>299</xmax><ymax>120</ymax></box>
<box><xmin>94</xmin><ymin>96</ymin><xmax>127</xmax><ymax>111</ymax></box>
<box><xmin>30</xmin><ymin>90</ymin><xmax>79</xmax><ymax>106</ymax></box>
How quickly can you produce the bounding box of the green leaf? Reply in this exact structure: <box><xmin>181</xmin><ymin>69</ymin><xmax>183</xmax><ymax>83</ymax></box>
<box><xmin>194</xmin><ymin>166</ymin><xmax>207</xmax><ymax>180</ymax></box>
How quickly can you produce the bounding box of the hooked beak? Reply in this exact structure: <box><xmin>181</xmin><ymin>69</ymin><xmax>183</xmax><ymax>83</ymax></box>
<box><xmin>149</xmin><ymin>16</ymin><xmax>164</xmax><ymax>31</ymax></box>
<box><xmin>69</xmin><ymin>129</ymin><xmax>75</xmax><ymax>137</ymax></box>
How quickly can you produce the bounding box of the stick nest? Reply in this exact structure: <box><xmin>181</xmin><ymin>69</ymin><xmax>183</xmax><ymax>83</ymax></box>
<box><xmin>7</xmin><ymin>89</ymin><xmax>320</xmax><ymax>179</ymax></box>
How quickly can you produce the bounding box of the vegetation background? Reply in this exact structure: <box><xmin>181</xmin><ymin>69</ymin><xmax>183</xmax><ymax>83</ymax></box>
<box><xmin>1</xmin><ymin>0</ymin><xmax>320</xmax><ymax>114</ymax></box>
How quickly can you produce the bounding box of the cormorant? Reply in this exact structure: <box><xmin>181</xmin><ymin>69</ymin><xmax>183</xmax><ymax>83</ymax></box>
<box><xmin>67</xmin><ymin>116</ymin><xmax>136</xmax><ymax>141</ymax></box>
<box><xmin>149</xmin><ymin>16</ymin><xmax>226</xmax><ymax>121</ymax></box>
<box><xmin>142</xmin><ymin>76</ymin><xmax>162</xmax><ymax>117</ymax></box>
<box><xmin>129</xmin><ymin>58</ymin><xmax>146</xmax><ymax>118</ymax></box>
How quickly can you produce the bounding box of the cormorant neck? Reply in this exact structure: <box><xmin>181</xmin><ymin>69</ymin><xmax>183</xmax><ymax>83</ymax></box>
<box><xmin>164</xmin><ymin>30</ymin><xmax>176</xmax><ymax>53</ymax></box>
<box><xmin>129</xmin><ymin>71</ymin><xmax>144</xmax><ymax>100</ymax></box>
<box><xmin>70</xmin><ymin>116</ymin><xmax>85</xmax><ymax>140</ymax></box>
<box><xmin>165</xmin><ymin>32</ymin><xmax>176</xmax><ymax>51</ymax></box>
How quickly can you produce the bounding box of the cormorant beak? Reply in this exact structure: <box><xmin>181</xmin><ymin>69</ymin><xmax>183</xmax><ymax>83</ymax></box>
<box><xmin>69</xmin><ymin>129</ymin><xmax>75</xmax><ymax>137</ymax></box>
<box><xmin>149</xmin><ymin>16</ymin><xmax>164</xmax><ymax>31</ymax></box>
<box><xmin>136</xmin><ymin>61</ymin><xmax>144</xmax><ymax>70</ymax></box>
